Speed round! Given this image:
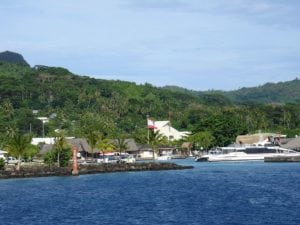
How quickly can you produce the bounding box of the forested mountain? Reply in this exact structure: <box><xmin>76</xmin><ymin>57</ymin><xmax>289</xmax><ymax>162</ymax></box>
<box><xmin>164</xmin><ymin>79</ymin><xmax>300</xmax><ymax>104</ymax></box>
<box><xmin>0</xmin><ymin>51</ymin><xmax>300</xmax><ymax>148</ymax></box>
<box><xmin>224</xmin><ymin>79</ymin><xmax>300</xmax><ymax>104</ymax></box>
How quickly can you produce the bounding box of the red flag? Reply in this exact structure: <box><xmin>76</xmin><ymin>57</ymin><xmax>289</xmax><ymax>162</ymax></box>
<box><xmin>147</xmin><ymin>118</ymin><xmax>156</xmax><ymax>129</ymax></box>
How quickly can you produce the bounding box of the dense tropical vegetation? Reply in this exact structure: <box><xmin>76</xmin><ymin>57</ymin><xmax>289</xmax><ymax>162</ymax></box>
<box><xmin>0</xmin><ymin>51</ymin><xmax>300</xmax><ymax>155</ymax></box>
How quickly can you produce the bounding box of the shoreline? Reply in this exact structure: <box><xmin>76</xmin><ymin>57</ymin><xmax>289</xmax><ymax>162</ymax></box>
<box><xmin>0</xmin><ymin>162</ymin><xmax>193</xmax><ymax>179</ymax></box>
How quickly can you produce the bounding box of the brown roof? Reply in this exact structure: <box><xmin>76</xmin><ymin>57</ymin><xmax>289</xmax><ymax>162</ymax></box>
<box><xmin>137</xmin><ymin>144</ymin><xmax>152</xmax><ymax>151</ymax></box>
<box><xmin>110</xmin><ymin>138</ymin><xmax>139</xmax><ymax>152</ymax></box>
<box><xmin>39</xmin><ymin>144</ymin><xmax>54</xmax><ymax>155</ymax></box>
<box><xmin>67</xmin><ymin>138</ymin><xmax>92</xmax><ymax>153</ymax></box>
<box><xmin>38</xmin><ymin>138</ymin><xmax>92</xmax><ymax>154</ymax></box>
<box><xmin>236</xmin><ymin>133</ymin><xmax>285</xmax><ymax>145</ymax></box>
<box><xmin>281</xmin><ymin>137</ymin><xmax>300</xmax><ymax>150</ymax></box>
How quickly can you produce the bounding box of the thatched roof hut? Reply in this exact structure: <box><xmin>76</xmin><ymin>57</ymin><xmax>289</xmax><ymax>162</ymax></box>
<box><xmin>281</xmin><ymin>137</ymin><xmax>300</xmax><ymax>151</ymax></box>
<box><xmin>67</xmin><ymin>138</ymin><xmax>91</xmax><ymax>153</ymax></box>
<box><xmin>109</xmin><ymin>138</ymin><xmax>139</xmax><ymax>152</ymax></box>
<box><xmin>236</xmin><ymin>133</ymin><xmax>286</xmax><ymax>145</ymax></box>
<box><xmin>38</xmin><ymin>138</ymin><xmax>92</xmax><ymax>155</ymax></box>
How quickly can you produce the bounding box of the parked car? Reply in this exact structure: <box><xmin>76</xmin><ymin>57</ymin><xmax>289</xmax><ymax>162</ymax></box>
<box><xmin>7</xmin><ymin>156</ymin><xmax>19</xmax><ymax>165</ymax></box>
<box><xmin>104</xmin><ymin>156</ymin><xmax>119</xmax><ymax>163</ymax></box>
<box><xmin>120</xmin><ymin>155</ymin><xmax>136</xmax><ymax>163</ymax></box>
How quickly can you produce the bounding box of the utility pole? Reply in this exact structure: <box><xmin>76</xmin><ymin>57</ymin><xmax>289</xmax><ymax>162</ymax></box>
<box><xmin>37</xmin><ymin>117</ymin><xmax>49</xmax><ymax>138</ymax></box>
<box><xmin>42</xmin><ymin>121</ymin><xmax>45</xmax><ymax>138</ymax></box>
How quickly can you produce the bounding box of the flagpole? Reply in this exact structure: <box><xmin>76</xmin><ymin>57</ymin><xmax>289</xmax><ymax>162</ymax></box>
<box><xmin>147</xmin><ymin>115</ymin><xmax>150</xmax><ymax>144</ymax></box>
<box><xmin>148</xmin><ymin>128</ymin><xmax>150</xmax><ymax>144</ymax></box>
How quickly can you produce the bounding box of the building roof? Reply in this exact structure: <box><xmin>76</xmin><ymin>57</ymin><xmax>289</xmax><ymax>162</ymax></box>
<box><xmin>39</xmin><ymin>144</ymin><xmax>54</xmax><ymax>155</ymax></box>
<box><xmin>32</xmin><ymin>137</ymin><xmax>75</xmax><ymax>145</ymax></box>
<box><xmin>153</xmin><ymin>120</ymin><xmax>190</xmax><ymax>141</ymax></box>
<box><xmin>281</xmin><ymin>137</ymin><xmax>300</xmax><ymax>150</ymax></box>
<box><xmin>38</xmin><ymin>138</ymin><xmax>92</xmax><ymax>155</ymax></box>
<box><xmin>236</xmin><ymin>133</ymin><xmax>286</xmax><ymax>145</ymax></box>
<box><xmin>67</xmin><ymin>138</ymin><xmax>92</xmax><ymax>153</ymax></box>
<box><xmin>154</xmin><ymin>121</ymin><xmax>170</xmax><ymax>129</ymax></box>
<box><xmin>0</xmin><ymin>150</ymin><xmax>7</xmax><ymax>154</ymax></box>
<box><xmin>32</xmin><ymin>137</ymin><xmax>56</xmax><ymax>145</ymax></box>
<box><xmin>137</xmin><ymin>144</ymin><xmax>152</xmax><ymax>151</ymax></box>
<box><xmin>110</xmin><ymin>138</ymin><xmax>139</xmax><ymax>152</ymax></box>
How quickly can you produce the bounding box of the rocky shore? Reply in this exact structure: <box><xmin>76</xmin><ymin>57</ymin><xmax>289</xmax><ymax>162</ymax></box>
<box><xmin>0</xmin><ymin>162</ymin><xmax>193</xmax><ymax>179</ymax></box>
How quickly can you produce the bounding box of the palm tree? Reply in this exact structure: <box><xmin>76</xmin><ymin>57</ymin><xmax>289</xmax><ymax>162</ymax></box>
<box><xmin>85</xmin><ymin>130</ymin><xmax>101</xmax><ymax>158</ymax></box>
<box><xmin>149</xmin><ymin>130</ymin><xmax>165</xmax><ymax>160</ymax></box>
<box><xmin>114</xmin><ymin>138</ymin><xmax>128</xmax><ymax>155</ymax></box>
<box><xmin>54</xmin><ymin>132</ymin><xmax>68</xmax><ymax>167</ymax></box>
<box><xmin>97</xmin><ymin>138</ymin><xmax>115</xmax><ymax>155</ymax></box>
<box><xmin>5</xmin><ymin>132</ymin><xmax>33</xmax><ymax>171</ymax></box>
<box><xmin>1</xmin><ymin>100</ymin><xmax>14</xmax><ymax>120</ymax></box>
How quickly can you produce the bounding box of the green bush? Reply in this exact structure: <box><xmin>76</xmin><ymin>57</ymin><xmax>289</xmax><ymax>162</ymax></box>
<box><xmin>44</xmin><ymin>150</ymin><xmax>56</xmax><ymax>167</ymax></box>
<box><xmin>44</xmin><ymin>147</ymin><xmax>71</xmax><ymax>167</ymax></box>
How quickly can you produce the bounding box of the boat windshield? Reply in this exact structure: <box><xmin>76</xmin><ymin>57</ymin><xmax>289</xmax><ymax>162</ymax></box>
<box><xmin>208</xmin><ymin>150</ymin><xmax>222</xmax><ymax>155</ymax></box>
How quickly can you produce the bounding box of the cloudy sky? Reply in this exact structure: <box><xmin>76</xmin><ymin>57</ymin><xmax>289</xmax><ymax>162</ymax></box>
<box><xmin>1</xmin><ymin>0</ymin><xmax>300</xmax><ymax>90</ymax></box>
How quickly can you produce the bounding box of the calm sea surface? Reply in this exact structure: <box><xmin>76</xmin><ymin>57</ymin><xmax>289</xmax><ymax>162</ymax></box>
<box><xmin>0</xmin><ymin>160</ymin><xmax>299</xmax><ymax>225</ymax></box>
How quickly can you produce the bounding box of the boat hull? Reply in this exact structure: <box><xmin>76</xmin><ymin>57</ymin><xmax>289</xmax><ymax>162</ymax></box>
<box><xmin>210</xmin><ymin>153</ymin><xmax>300</xmax><ymax>162</ymax></box>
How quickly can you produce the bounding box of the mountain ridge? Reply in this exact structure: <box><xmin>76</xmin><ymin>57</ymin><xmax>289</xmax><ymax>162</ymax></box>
<box><xmin>1</xmin><ymin>50</ymin><xmax>300</xmax><ymax>104</ymax></box>
<box><xmin>0</xmin><ymin>51</ymin><xmax>30</xmax><ymax>67</ymax></box>
<box><xmin>163</xmin><ymin>78</ymin><xmax>300</xmax><ymax>104</ymax></box>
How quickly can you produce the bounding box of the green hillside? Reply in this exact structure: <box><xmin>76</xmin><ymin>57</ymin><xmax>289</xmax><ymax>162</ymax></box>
<box><xmin>164</xmin><ymin>79</ymin><xmax>300</xmax><ymax>104</ymax></box>
<box><xmin>1</xmin><ymin>52</ymin><xmax>300</xmax><ymax>148</ymax></box>
<box><xmin>225</xmin><ymin>79</ymin><xmax>300</xmax><ymax>104</ymax></box>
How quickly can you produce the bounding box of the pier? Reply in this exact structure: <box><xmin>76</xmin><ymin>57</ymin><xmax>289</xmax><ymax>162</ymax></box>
<box><xmin>264</xmin><ymin>155</ymin><xmax>300</xmax><ymax>162</ymax></box>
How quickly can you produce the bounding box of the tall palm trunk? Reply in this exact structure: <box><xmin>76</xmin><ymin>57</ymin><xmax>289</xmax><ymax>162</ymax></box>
<box><xmin>57</xmin><ymin>152</ymin><xmax>60</xmax><ymax>167</ymax></box>
<box><xmin>17</xmin><ymin>154</ymin><xmax>21</xmax><ymax>171</ymax></box>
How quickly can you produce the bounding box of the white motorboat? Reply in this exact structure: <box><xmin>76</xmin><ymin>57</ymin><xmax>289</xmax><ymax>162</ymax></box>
<box><xmin>195</xmin><ymin>145</ymin><xmax>299</xmax><ymax>162</ymax></box>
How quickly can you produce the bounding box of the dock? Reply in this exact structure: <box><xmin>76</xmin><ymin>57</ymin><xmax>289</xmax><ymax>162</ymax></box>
<box><xmin>264</xmin><ymin>155</ymin><xmax>300</xmax><ymax>162</ymax></box>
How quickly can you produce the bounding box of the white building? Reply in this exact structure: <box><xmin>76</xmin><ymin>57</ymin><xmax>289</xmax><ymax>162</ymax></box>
<box><xmin>154</xmin><ymin>121</ymin><xmax>190</xmax><ymax>141</ymax></box>
<box><xmin>31</xmin><ymin>137</ymin><xmax>75</xmax><ymax>145</ymax></box>
<box><xmin>31</xmin><ymin>137</ymin><xmax>56</xmax><ymax>145</ymax></box>
<box><xmin>0</xmin><ymin>150</ymin><xmax>7</xmax><ymax>159</ymax></box>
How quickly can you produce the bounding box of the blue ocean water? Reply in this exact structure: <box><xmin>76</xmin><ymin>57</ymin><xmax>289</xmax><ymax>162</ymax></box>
<box><xmin>0</xmin><ymin>160</ymin><xmax>299</xmax><ymax>225</ymax></box>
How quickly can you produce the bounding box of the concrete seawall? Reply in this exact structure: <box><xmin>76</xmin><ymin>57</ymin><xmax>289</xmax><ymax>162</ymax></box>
<box><xmin>0</xmin><ymin>162</ymin><xmax>193</xmax><ymax>179</ymax></box>
<box><xmin>264</xmin><ymin>155</ymin><xmax>300</xmax><ymax>162</ymax></box>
